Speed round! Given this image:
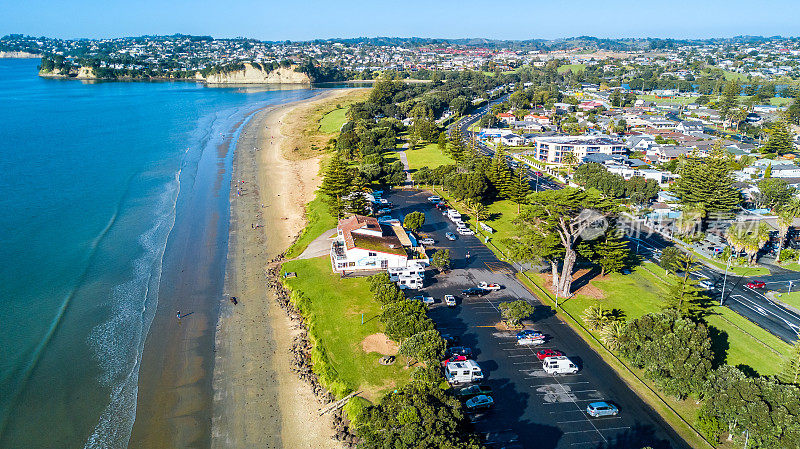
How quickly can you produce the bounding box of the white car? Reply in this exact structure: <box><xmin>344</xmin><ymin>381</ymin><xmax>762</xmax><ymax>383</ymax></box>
<box><xmin>457</xmin><ymin>227</ymin><xmax>474</xmax><ymax>236</ymax></box>
<box><xmin>420</xmin><ymin>237</ymin><xmax>435</xmax><ymax>245</ymax></box>
<box><xmin>427</xmin><ymin>196</ymin><xmax>441</xmax><ymax>203</ymax></box>
<box><xmin>478</xmin><ymin>282</ymin><xmax>502</xmax><ymax>291</ymax></box>
<box><xmin>413</xmin><ymin>295</ymin><xmax>435</xmax><ymax>305</ymax></box>
<box><xmin>445</xmin><ymin>294</ymin><xmax>457</xmax><ymax>307</ymax></box>
<box><xmin>698</xmin><ymin>280</ymin><xmax>715</xmax><ymax>290</ymax></box>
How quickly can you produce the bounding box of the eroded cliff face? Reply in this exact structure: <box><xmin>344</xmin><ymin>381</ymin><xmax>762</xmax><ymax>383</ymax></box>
<box><xmin>38</xmin><ymin>66</ymin><xmax>97</xmax><ymax>79</ymax></box>
<box><xmin>201</xmin><ymin>64</ymin><xmax>311</xmax><ymax>84</ymax></box>
<box><xmin>0</xmin><ymin>51</ymin><xmax>40</xmax><ymax>58</ymax></box>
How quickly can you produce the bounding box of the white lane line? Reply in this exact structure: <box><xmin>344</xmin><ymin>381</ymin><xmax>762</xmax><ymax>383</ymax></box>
<box><xmin>564</xmin><ymin>426</ymin><xmax>631</xmax><ymax>435</ymax></box>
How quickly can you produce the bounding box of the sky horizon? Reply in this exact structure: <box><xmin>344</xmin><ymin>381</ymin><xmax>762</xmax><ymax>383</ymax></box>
<box><xmin>2</xmin><ymin>0</ymin><xmax>798</xmax><ymax>42</ymax></box>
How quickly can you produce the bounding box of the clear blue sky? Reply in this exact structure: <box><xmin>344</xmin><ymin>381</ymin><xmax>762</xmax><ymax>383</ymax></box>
<box><xmin>2</xmin><ymin>0</ymin><xmax>797</xmax><ymax>41</ymax></box>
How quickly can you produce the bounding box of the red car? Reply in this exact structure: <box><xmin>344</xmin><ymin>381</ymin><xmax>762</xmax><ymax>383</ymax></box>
<box><xmin>535</xmin><ymin>349</ymin><xmax>564</xmax><ymax>360</ymax></box>
<box><xmin>746</xmin><ymin>281</ymin><xmax>766</xmax><ymax>289</ymax></box>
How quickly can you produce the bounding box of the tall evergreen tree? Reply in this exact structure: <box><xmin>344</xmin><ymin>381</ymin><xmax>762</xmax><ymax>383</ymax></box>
<box><xmin>762</xmin><ymin>120</ymin><xmax>794</xmax><ymax>155</ymax></box>
<box><xmin>319</xmin><ymin>152</ymin><xmax>354</xmax><ymax>218</ymax></box>
<box><xmin>671</xmin><ymin>146</ymin><xmax>741</xmax><ymax>225</ymax></box>
<box><xmin>662</xmin><ymin>254</ymin><xmax>706</xmax><ymax>318</ymax></box>
<box><xmin>488</xmin><ymin>148</ymin><xmax>513</xmax><ymax>198</ymax></box>
<box><xmin>507</xmin><ymin>167</ymin><xmax>532</xmax><ymax>213</ymax></box>
<box><xmin>595</xmin><ymin>228</ymin><xmax>629</xmax><ymax>276</ymax></box>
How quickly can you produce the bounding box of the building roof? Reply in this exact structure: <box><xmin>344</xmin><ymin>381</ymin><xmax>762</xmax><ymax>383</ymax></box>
<box><xmin>535</xmin><ymin>135</ymin><xmax>623</xmax><ymax>146</ymax></box>
<box><xmin>338</xmin><ymin>214</ymin><xmax>407</xmax><ymax>255</ymax></box>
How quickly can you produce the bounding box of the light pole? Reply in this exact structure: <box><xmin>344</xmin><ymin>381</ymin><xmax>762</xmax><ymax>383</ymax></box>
<box><xmin>720</xmin><ymin>255</ymin><xmax>733</xmax><ymax>306</ymax></box>
<box><xmin>790</xmin><ymin>280</ymin><xmax>794</xmax><ymax>295</ymax></box>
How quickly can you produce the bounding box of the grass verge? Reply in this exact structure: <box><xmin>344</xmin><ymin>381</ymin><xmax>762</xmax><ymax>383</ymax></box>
<box><xmin>285</xmin><ymin>193</ymin><xmax>337</xmax><ymax>259</ymax></box>
<box><xmin>281</xmin><ymin>257</ymin><xmax>410</xmax><ymax>401</ymax></box>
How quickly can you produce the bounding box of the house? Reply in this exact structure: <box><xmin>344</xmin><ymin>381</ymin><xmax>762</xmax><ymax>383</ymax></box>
<box><xmin>496</xmin><ymin>112</ymin><xmax>516</xmax><ymax>124</ymax></box>
<box><xmin>675</xmin><ymin>121</ymin><xmax>705</xmax><ymax>135</ymax></box>
<box><xmin>626</xmin><ymin>135</ymin><xmax>657</xmax><ymax>150</ymax></box>
<box><xmin>330</xmin><ymin>215</ymin><xmax>428</xmax><ymax>274</ymax></box>
<box><xmin>533</xmin><ymin>135</ymin><xmax>626</xmax><ymax>164</ymax></box>
<box><xmin>523</xmin><ymin>114</ymin><xmax>551</xmax><ymax>125</ymax></box>
<box><xmin>578</xmin><ymin>100</ymin><xmax>607</xmax><ymax>111</ymax></box>
<box><xmin>652</xmin><ymin>145</ymin><xmax>691</xmax><ymax>162</ymax></box>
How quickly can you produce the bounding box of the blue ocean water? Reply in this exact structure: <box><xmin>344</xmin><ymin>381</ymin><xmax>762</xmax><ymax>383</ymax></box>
<box><xmin>0</xmin><ymin>59</ymin><xmax>317</xmax><ymax>447</ymax></box>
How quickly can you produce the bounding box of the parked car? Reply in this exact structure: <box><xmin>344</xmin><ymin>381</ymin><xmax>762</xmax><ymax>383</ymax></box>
<box><xmin>427</xmin><ymin>196</ymin><xmax>441</xmax><ymax>203</ymax></box>
<box><xmin>442</xmin><ymin>354</ymin><xmax>469</xmax><ymax>365</ymax></box>
<box><xmin>454</xmin><ymin>384</ymin><xmax>493</xmax><ymax>400</ymax></box>
<box><xmin>457</xmin><ymin>227</ymin><xmax>474</xmax><ymax>236</ymax></box>
<box><xmin>465</xmin><ymin>394</ymin><xmax>494</xmax><ymax>411</ymax></box>
<box><xmin>533</xmin><ymin>171</ymin><xmax>544</xmax><ymax>177</ymax></box>
<box><xmin>442</xmin><ymin>334</ymin><xmax>460</xmax><ymax>347</ymax></box>
<box><xmin>412</xmin><ymin>295</ymin><xmax>435</xmax><ymax>305</ymax></box>
<box><xmin>445</xmin><ymin>232</ymin><xmax>457</xmax><ymax>241</ymax></box>
<box><xmin>516</xmin><ymin>330</ymin><xmax>546</xmax><ymax>346</ymax></box>
<box><xmin>462</xmin><ymin>287</ymin><xmax>488</xmax><ymax>297</ymax></box>
<box><xmin>445</xmin><ymin>346</ymin><xmax>472</xmax><ymax>359</ymax></box>
<box><xmin>420</xmin><ymin>237</ymin><xmax>435</xmax><ymax>245</ymax></box>
<box><xmin>535</xmin><ymin>349</ymin><xmax>564</xmax><ymax>360</ymax></box>
<box><xmin>377</xmin><ymin>208</ymin><xmax>392</xmax><ymax>215</ymax></box>
<box><xmin>478</xmin><ymin>282</ymin><xmax>502</xmax><ymax>291</ymax></box>
<box><xmin>746</xmin><ymin>280</ymin><xmax>766</xmax><ymax>289</ymax></box>
<box><xmin>445</xmin><ymin>294</ymin><xmax>457</xmax><ymax>307</ymax></box>
<box><xmin>586</xmin><ymin>401</ymin><xmax>619</xmax><ymax>417</ymax></box>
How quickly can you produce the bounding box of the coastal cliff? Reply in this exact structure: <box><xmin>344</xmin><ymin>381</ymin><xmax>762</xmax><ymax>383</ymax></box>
<box><xmin>200</xmin><ymin>63</ymin><xmax>311</xmax><ymax>84</ymax></box>
<box><xmin>39</xmin><ymin>66</ymin><xmax>97</xmax><ymax>79</ymax></box>
<box><xmin>0</xmin><ymin>51</ymin><xmax>40</xmax><ymax>59</ymax></box>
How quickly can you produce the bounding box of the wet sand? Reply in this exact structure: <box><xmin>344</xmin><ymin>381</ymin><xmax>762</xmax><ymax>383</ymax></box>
<box><xmin>212</xmin><ymin>90</ymin><xmax>358</xmax><ymax>448</ymax></box>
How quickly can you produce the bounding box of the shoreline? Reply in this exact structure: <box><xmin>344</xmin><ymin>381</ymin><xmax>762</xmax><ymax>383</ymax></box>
<box><xmin>212</xmin><ymin>90</ymin><xmax>355</xmax><ymax>448</ymax></box>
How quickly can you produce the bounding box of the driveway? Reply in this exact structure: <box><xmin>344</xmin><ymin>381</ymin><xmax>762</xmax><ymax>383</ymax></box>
<box><xmin>387</xmin><ymin>189</ymin><xmax>690</xmax><ymax>449</ymax></box>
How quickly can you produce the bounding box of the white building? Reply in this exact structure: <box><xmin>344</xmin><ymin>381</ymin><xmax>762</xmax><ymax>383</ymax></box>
<box><xmin>330</xmin><ymin>215</ymin><xmax>428</xmax><ymax>274</ymax></box>
<box><xmin>532</xmin><ymin>135</ymin><xmax>626</xmax><ymax>164</ymax></box>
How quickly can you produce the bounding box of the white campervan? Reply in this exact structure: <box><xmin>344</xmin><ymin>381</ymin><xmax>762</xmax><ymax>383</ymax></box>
<box><xmin>444</xmin><ymin>360</ymin><xmax>484</xmax><ymax>385</ymax></box>
<box><xmin>447</xmin><ymin>209</ymin><xmax>462</xmax><ymax>221</ymax></box>
<box><xmin>542</xmin><ymin>356</ymin><xmax>579</xmax><ymax>375</ymax></box>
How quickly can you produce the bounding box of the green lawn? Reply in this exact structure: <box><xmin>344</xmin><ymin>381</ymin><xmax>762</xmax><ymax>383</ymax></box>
<box><xmin>780</xmin><ymin>262</ymin><xmax>800</xmax><ymax>272</ymax></box>
<box><xmin>637</xmin><ymin>94</ymin><xmax>698</xmax><ymax>106</ymax></box>
<box><xmin>318</xmin><ymin>107</ymin><xmax>349</xmax><ymax>134</ymax></box>
<box><xmin>690</xmin><ymin>251</ymin><xmax>770</xmax><ymax>276</ymax></box>
<box><xmin>285</xmin><ymin>194</ymin><xmax>337</xmax><ymax>259</ymax></box>
<box><xmin>281</xmin><ymin>257</ymin><xmax>410</xmax><ymax>400</ymax></box>
<box><xmin>524</xmin><ymin>262</ymin><xmax>789</xmax><ymax>376</ymax></box>
<box><xmin>774</xmin><ymin>291</ymin><xmax>800</xmax><ymax>310</ymax></box>
<box><xmin>557</xmin><ymin>64</ymin><xmax>585</xmax><ymax>74</ymax></box>
<box><xmin>404</xmin><ymin>143</ymin><xmax>454</xmax><ymax>171</ymax></box>
<box><xmin>770</xmin><ymin>97</ymin><xmax>794</xmax><ymax>107</ymax></box>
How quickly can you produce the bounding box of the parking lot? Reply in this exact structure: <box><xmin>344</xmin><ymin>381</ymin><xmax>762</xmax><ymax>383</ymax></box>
<box><xmin>388</xmin><ymin>189</ymin><xmax>690</xmax><ymax>449</ymax></box>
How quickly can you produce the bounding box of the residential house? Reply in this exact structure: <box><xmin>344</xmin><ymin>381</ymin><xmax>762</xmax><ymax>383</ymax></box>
<box><xmin>675</xmin><ymin>121</ymin><xmax>705</xmax><ymax>135</ymax></box>
<box><xmin>496</xmin><ymin>112</ymin><xmax>516</xmax><ymax>124</ymax></box>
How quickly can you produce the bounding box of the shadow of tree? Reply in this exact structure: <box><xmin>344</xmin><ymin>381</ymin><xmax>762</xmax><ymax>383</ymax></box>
<box><xmin>707</xmin><ymin>325</ymin><xmax>730</xmax><ymax>369</ymax></box>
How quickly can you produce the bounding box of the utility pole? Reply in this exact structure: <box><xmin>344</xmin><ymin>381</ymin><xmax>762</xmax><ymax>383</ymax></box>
<box><xmin>720</xmin><ymin>255</ymin><xmax>732</xmax><ymax>306</ymax></box>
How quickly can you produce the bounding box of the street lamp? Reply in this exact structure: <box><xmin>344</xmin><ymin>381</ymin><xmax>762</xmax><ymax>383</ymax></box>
<box><xmin>720</xmin><ymin>255</ymin><xmax>733</xmax><ymax>306</ymax></box>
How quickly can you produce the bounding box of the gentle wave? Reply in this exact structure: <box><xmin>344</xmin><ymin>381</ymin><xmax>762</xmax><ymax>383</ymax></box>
<box><xmin>84</xmin><ymin>171</ymin><xmax>181</xmax><ymax>449</ymax></box>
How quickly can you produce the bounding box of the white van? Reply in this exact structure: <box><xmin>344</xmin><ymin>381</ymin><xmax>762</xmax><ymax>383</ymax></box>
<box><xmin>447</xmin><ymin>209</ymin><xmax>462</xmax><ymax>221</ymax></box>
<box><xmin>394</xmin><ymin>274</ymin><xmax>423</xmax><ymax>290</ymax></box>
<box><xmin>444</xmin><ymin>360</ymin><xmax>484</xmax><ymax>385</ymax></box>
<box><xmin>542</xmin><ymin>356</ymin><xmax>579</xmax><ymax>375</ymax></box>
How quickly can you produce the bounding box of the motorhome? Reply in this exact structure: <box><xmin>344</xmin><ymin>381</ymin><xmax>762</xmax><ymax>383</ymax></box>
<box><xmin>444</xmin><ymin>360</ymin><xmax>484</xmax><ymax>385</ymax></box>
<box><xmin>542</xmin><ymin>356</ymin><xmax>579</xmax><ymax>375</ymax></box>
<box><xmin>447</xmin><ymin>209</ymin><xmax>462</xmax><ymax>221</ymax></box>
<box><xmin>393</xmin><ymin>273</ymin><xmax>423</xmax><ymax>289</ymax></box>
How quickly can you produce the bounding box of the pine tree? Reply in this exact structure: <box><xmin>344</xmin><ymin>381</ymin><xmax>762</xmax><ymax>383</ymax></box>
<box><xmin>764</xmin><ymin>162</ymin><xmax>772</xmax><ymax>178</ymax></box>
<box><xmin>507</xmin><ymin>167</ymin><xmax>531</xmax><ymax>213</ymax></box>
<box><xmin>489</xmin><ymin>148</ymin><xmax>513</xmax><ymax>198</ymax></box>
<box><xmin>448</xmin><ymin>134</ymin><xmax>464</xmax><ymax>161</ymax></box>
<box><xmin>779</xmin><ymin>339</ymin><xmax>800</xmax><ymax>384</ymax></box>
<box><xmin>761</xmin><ymin>120</ymin><xmax>793</xmax><ymax>155</ymax></box>
<box><xmin>437</xmin><ymin>131</ymin><xmax>447</xmax><ymax>154</ymax></box>
<box><xmin>662</xmin><ymin>254</ymin><xmax>705</xmax><ymax>318</ymax></box>
<box><xmin>671</xmin><ymin>145</ymin><xmax>741</xmax><ymax>224</ymax></box>
<box><xmin>319</xmin><ymin>152</ymin><xmax>353</xmax><ymax>218</ymax></box>
<box><xmin>595</xmin><ymin>229</ymin><xmax>629</xmax><ymax>276</ymax></box>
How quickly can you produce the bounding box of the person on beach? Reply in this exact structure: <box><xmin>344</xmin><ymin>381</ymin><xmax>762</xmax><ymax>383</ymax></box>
<box><xmin>176</xmin><ymin>310</ymin><xmax>181</xmax><ymax>320</ymax></box>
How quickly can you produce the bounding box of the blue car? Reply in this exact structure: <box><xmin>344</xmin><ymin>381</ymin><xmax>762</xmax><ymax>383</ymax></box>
<box><xmin>586</xmin><ymin>401</ymin><xmax>619</xmax><ymax>417</ymax></box>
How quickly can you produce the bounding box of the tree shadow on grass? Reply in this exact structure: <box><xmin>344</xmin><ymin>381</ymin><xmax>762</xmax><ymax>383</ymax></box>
<box><xmin>570</xmin><ymin>265</ymin><xmax>602</xmax><ymax>292</ymax></box>
<box><xmin>707</xmin><ymin>325</ymin><xmax>730</xmax><ymax>369</ymax></box>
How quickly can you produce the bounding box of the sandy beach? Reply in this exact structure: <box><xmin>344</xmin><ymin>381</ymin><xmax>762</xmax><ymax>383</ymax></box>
<box><xmin>212</xmin><ymin>89</ymin><xmax>359</xmax><ymax>449</ymax></box>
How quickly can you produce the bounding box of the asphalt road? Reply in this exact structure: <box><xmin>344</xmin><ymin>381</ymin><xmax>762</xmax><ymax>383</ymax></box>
<box><xmin>448</xmin><ymin>107</ymin><xmax>800</xmax><ymax>345</ymax></box>
<box><xmin>388</xmin><ymin>189</ymin><xmax>691</xmax><ymax>449</ymax></box>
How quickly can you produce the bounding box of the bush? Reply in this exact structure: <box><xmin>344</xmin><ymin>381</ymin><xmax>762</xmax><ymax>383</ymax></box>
<box><xmin>499</xmin><ymin>300</ymin><xmax>535</xmax><ymax>327</ymax></box>
<box><xmin>779</xmin><ymin>248</ymin><xmax>798</xmax><ymax>263</ymax></box>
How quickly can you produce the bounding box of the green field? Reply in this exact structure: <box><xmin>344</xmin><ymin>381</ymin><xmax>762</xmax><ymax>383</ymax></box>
<box><xmin>404</xmin><ymin>143</ymin><xmax>455</xmax><ymax>171</ymax></box>
<box><xmin>282</xmin><ymin>257</ymin><xmax>410</xmax><ymax>400</ymax></box>
<box><xmin>770</xmin><ymin>96</ymin><xmax>794</xmax><ymax>107</ymax></box>
<box><xmin>318</xmin><ymin>107</ymin><xmax>348</xmax><ymax>134</ymax></box>
<box><xmin>557</xmin><ymin>64</ymin><xmax>586</xmax><ymax>74</ymax></box>
<box><xmin>774</xmin><ymin>291</ymin><xmax>800</xmax><ymax>310</ymax></box>
<box><xmin>690</xmin><ymin>250</ymin><xmax>770</xmax><ymax>276</ymax></box>
<box><xmin>524</xmin><ymin>262</ymin><xmax>789</xmax><ymax>376</ymax></box>
<box><xmin>285</xmin><ymin>194</ymin><xmax>337</xmax><ymax>259</ymax></box>
<box><xmin>637</xmin><ymin>94</ymin><xmax>699</xmax><ymax>106</ymax></box>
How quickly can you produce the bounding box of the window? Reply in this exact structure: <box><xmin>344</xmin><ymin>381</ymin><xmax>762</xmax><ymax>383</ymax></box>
<box><xmin>348</xmin><ymin>262</ymin><xmax>355</xmax><ymax>267</ymax></box>
<box><xmin>368</xmin><ymin>252</ymin><xmax>376</xmax><ymax>257</ymax></box>
<box><xmin>380</xmin><ymin>259</ymin><xmax>388</xmax><ymax>269</ymax></box>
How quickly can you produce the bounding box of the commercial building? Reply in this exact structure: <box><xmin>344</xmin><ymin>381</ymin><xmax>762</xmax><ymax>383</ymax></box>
<box><xmin>533</xmin><ymin>135</ymin><xmax>626</xmax><ymax>164</ymax></box>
